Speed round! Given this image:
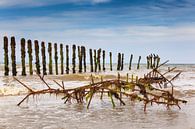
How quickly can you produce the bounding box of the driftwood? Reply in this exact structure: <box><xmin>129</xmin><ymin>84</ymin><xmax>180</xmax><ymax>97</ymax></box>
<box><xmin>14</xmin><ymin>61</ymin><xmax>187</xmax><ymax>111</ymax></box>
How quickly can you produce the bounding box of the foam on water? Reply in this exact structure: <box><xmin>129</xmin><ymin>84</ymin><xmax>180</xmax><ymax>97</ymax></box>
<box><xmin>0</xmin><ymin>64</ymin><xmax>195</xmax><ymax>96</ymax></box>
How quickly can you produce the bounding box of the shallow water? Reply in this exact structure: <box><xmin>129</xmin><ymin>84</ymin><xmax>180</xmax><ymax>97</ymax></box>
<box><xmin>0</xmin><ymin>64</ymin><xmax>195</xmax><ymax>129</ymax></box>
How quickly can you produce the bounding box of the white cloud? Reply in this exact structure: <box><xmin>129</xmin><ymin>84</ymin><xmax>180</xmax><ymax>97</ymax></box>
<box><xmin>0</xmin><ymin>16</ymin><xmax>195</xmax><ymax>63</ymax></box>
<box><xmin>0</xmin><ymin>0</ymin><xmax>111</xmax><ymax>7</ymax></box>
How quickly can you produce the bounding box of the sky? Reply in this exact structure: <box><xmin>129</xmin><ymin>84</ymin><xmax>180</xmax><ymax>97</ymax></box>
<box><xmin>0</xmin><ymin>0</ymin><xmax>195</xmax><ymax>64</ymax></box>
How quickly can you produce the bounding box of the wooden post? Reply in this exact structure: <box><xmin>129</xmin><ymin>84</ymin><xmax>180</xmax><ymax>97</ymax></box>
<box><xmin>78</xmin><ymin>46</ymin><xmax>82</xmax><ymax>73</ymax></box>
<box><xmin>97</xmin><ymin>48</ymin><xmax>101</xmax><ymax>72</ymax></box>
<box><xmin>109</xmin><ymin>52</ymin><xmax>112</xmax><ymax>71</ymax></box>
<box><xmin>48</xmin><ymin>43</ymin><xmax>53</xmax><ymax>75</ymax></box>
<box><xmin>66</xmin><ymin>45</ymin><xmax>69</xmax><ymax>74</ymax></box>
<box><xmin>41</xmin><ymin>42</ymin><xmax>47</xmax><ymax>75</ymax></box>
<box><xmin>11</xmin><ymin>36</ymin><xmax>17</xmax><ymax>76</ymax></box>
<box><xmin>4</xmin><ymin>36</ymin><xmax>9</xmax><ymax>76</ymax></box>
<box><xmin>34</xmin><ymin>40</ymin><xmax>40</xmax><ymax>74</ymax></box>
<box><xmin>137</xmin><ymin>56</ymin><xmax>141</xmax><ymax>70</ymax></box>
<box><xmin>89</xmin><ymin>49</ymin><xmax>93</xmax><ymax>72</ymax></box>
<box><xmin>84</xmin><ymin>46</ymin><xmax>87</xmax><ymax>72</ymax></box>
<box><xmin>94</xmin><ymin>49</ymin><xmax>97</xmax><ymax>72</ymax></box>
<box><xmin>146</xmin><ymin>56</ymin><xmax>149</xmax><ymax>69</ymax></box>
<box><xmin>60</xmin><ymin>44</ymin><xmax>64</xmax><ymax>74</ymax></box>
<box><xmin>27</xmin><ymin>40</ymin><xmax>33</xmax><ymax>75</ymax></box>
<box><xmin>121</xmin><ymin>53</ymin><xmax>124</xmax><ymax>71</ymax></box>
<box><xmin>153</xmin><ymin>54</ymin><xmax>156</xmax><ymax>68</ymax></box>
<box><xmin>117</xmin><ymin>53</ymin><xmax>121</xmax><ymax>71</ymax></box>
<box><xmin>150</xmin><ymin>54</ymin><xmax>153</xmax><ymax>69</ymax></box>
<box><xmin>21</xmin><ymin>38</ymin><xmax>26</xmax><ymax>76</ymax></box>
<box><xmin>129</xmin><ymin>54</ymin><xmax>133</xmax><ymax>70</ymax></box>
<box><xmin>103</xmin><ymin>50</ymin><xmax>105</xmax><ymax>71</ymax></box>
<box><xmin>156</xmin><ymin>55</ymin><xmax>160</xmax><ymax>68</ymax></box>
<box><xmin>54</xmin><ymin>43</ymin><xmax>58</xmax><ymax>75</ymax></box>
<box><xmin>72</xmin><ymin>44</ymin><xmax>76</xmax><ymax>74</ymax></box>
<box><xmin>81</xmin><ymin>46</ymin><xmax>86</xmax><ymax>72</ymax></box>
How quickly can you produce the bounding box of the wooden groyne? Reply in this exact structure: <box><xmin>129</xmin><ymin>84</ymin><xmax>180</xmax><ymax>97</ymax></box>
<box><xmin>3</xmin><ymin>36</ymin><xmax>161</xmax><ymax>76</ymax></box>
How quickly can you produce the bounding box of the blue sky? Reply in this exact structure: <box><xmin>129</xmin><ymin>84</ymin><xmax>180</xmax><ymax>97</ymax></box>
<box><xmin>0</xmin><ymin>0</ymin><xmax>195</xmax><ymax>63</ymax></box>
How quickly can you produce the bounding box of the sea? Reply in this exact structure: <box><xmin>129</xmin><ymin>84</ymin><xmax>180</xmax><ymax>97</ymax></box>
<box><xmin>0</xmin><ymin>64</ymin><xmax>195</xmax><ymax>129</ymax></box>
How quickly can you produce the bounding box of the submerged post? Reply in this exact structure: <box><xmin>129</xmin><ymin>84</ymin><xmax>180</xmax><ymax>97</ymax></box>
<box><xmin>4</xmin><ymin>36</ymin><xmax>9</xmax><ymax>76</ymax></box>
<box><xmin>21</xmin><ymin>38</ymin><xmax>26</xmax><ymax>76</ymax></box>
<box><xmin>11</xmin><ymin>36</ymin><xmax>17</xmax><ymax>76</ymax></box>
<box><xmin>109</xmin><ymin>52</ymin><xmax>112</xmax><ymax>71</ymax></box>
<box><xmin>48</xmin><ymin>43</ymin><xmax>53</xmax><ymax>75</ymax></box>
<box><xmin>121</xmin><ymin>53</ymin><xmax>124</xmax><ymax>71</ymax></box>
<box><xmin>66</xmin><ymin>45</ymin><xmax>69</xmax><ymax>74</ymax></box>
<box><xmin>34</xmin><ymin>40</ymin><xmax>40</xmax><ymax>74</ymax></box>
<box><xmin>54</xmin><ymin>43</ymin><xmax>58</xmax><ymax>75</ymax></box>
<box><xmin>27</xmin><ymin>40</ymin><xmax>33</xmax><ymax>75</ymax></box>
<box><xmin>137</xmin><ymin>56</ymin><xmax>141</xmax><ymax>70</ymax></box>
<box><xmin>60</xmin><ymin>44</ymin><xmax>64</xmax><ymax>74</ymax></box>
<box><xmin>129</xmin><ymin>54</ymin><xmax>133</xmax><ymax>70</ymax></box>
<box><xmin>41</xmin><ymin>41</ymin><xmax>47</xmax><ymax>75</ymax></box>
<box><xmin>103</xmin><ymin>50</ymin><xmax>105</xmax><ymax>71</ymax></box>
<box><xmin>89</xmin><ymin>49</ymin><xmax>93</xmax><ymax>72</ymax></box>
<box><xmin>94</xmin><ymin>49</ymin><xmax>97</xmax><ymax>72</ymax></box>
<box><xmin>72</xmin><ymin>44</ymin><xmax>76</xmax><ymax>74</ymax></box>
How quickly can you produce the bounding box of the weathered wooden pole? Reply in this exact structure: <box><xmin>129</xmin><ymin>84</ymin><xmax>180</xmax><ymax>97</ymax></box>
<box><xmin>146</xmin><ymin>56</ymin><xmax>150</xmax><ymax>69</ymax></box>
<box><xmin>54</xmin><ymin>43</ymin><xmax>58</xmax><ymax>75</ymax></box>
<box><xmin>60</xmin><ymin>44</ymin><xmax>64</xmax><ymax>74</ymax></box>
<box><xmin>4</xmin><ymin>36</ymin><xmax>9</xmax><ymax>76</ymax></box>
<box><xmin>11</xmin><ymin>36</ymin><xmax>17</xmax><ymax>76</ymax></box>
<box><xmin>66</xmin><ymin>45</ymin><xmax>69</xmax><ymax>74</ymax></box>
<box><xmin>102</xmin><ymin>50</ymin><xmax>105</xmax><ymax>71</ymax></box>
<box><xmin>41</xmin><ymin>42</ymin><xmax>47</xmax><ymax>75</ymax></box>
<box><xmin>117</xmin><ymin>53</ymin><xmax>121</xmax><ymax>71</ymax></box>
<box><xmin>81</xmin><ymin>46</ymin><xmax>86</xmax><ymax>72</ymax></box>
<box><xmin>34</xmin><ymin>40</ymin><xmax>40</xmax><ymax>74</ymax></box>
<box><xmin>21</xmin><ymin>38</ymin><xmax>26</xmax><ymax>76</ymax></box>
<box><xmin>109</xmin><ymin>52</ymin><xmax>112</xmax><ymax>71</ymax></box>
<box><xmin>72</xmin><ymin>45</ymin><xmax>76</xmax><ymax>74</ymax></box>
<box><xmin>153</xmin><ymin>54</ymin><xmax>156</xmax><ymax>68</ymax></box>
<box><xmin>121</xmin><ymin>53</ymin><xmax>124</xmax><ymax>71</ymax></box>
<box><xmin>27</xmin><ymin>40</ymin><xmax>33</xmax><ymax>75</ymax></box>
<box><xmin>78</xmin><ymin>46</ymin><xmax>82</xmax><ymax>73</ymax></box>
<box><xmin>94</xmin><ymin>49</ymin><xmax>97</xmax><ymax>72</ymax></box>
<box><xmin>97</xmin><ymin>48</ymin><xmax>101</xmax><ymax>72</ymax></box>
<box><xmin>156</xmin><ymin>55</ymin><xmax>160</xmax><ymax>68</ymax></box>
<box><xmin>129</xmin><ymin>54</ymin><xmax>133</xmax><ymax>70</ymax></box>
<box><xmin>137</xmin><ymin>56</ymin><xmax>141</xmax><ymax>70</ymax></box>
<box><xmin>150</xmin><ymin>54</ymin><xmax>153</xmax><ymax>69</ymax></box>
<box><xmin>84</xmin><ymin>46</ymin><xmax>87</xmax><ymax>72</ymax></box>
<box><xmin>89</xmin><ymin>49</ymin><xmax>93</xmax><ymax>72</ymax></box>
<box><xmin>48</xmin><ymin>43</ymin><xmax>53</xmax><ymax>75</ymax></box>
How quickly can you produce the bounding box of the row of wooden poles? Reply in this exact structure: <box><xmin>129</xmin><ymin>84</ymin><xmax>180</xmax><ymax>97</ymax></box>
<box><xmin>3</xmin><ymin>36</ymin><xmax>160</xmax><ymax>76</ymax></box>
